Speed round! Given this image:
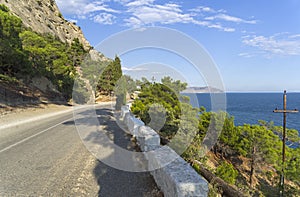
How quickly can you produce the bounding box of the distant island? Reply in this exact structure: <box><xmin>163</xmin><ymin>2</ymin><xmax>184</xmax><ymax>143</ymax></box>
<box><xmin>181</xmin><ymin>86</ymin><xmax>223</xmax><ymax>93</ymax></box>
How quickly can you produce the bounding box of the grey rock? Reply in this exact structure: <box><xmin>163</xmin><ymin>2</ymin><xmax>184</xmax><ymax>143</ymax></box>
<box><xmin>0</xmin><ymin>0</ymin><xmax>109</xmax><ymax>64</ymax></box>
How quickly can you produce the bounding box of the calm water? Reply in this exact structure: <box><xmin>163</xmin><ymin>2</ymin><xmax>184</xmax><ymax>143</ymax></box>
<box><xmin>184</xmin><ymin>93</ymin><xmax>300</xmax><ymax>132</ymax></box>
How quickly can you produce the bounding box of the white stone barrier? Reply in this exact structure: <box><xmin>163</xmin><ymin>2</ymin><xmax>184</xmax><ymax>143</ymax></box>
<box><xmin>121</xmin><ymin>105</ymin><xmax>130</xmax><ymax>120</ymax></box>
<box><xmin>124</xmin><ymin>112</ymin><xmax>131</xmax><ymax>125</ymax></box>
<box><xmin>148</xmin><ymin>146</ymin><xmax>208</xmax><ymax>197</ymax></box>
<box><xmin>127</xmin><ymin>116</ymin><xmax>145</xmax><ymax>136</ymax></box>
<box><xmin>136</xmin><ymin>126</ymin><xmax>160</xmax><ymax>151</ymax></box>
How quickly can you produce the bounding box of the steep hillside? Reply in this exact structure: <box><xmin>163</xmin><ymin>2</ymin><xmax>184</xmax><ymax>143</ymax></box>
<box><xmin>0</xmin><ymin>0</ymin><xmax>108</xmax><ymax>60</ymax></box>
<box><xmin>0</xmin><ymin>0</ymin><xmax>110</xmax><ymax>107</ymax></box>
<box><xmin>0</xmin><ymin>0</ymin><xmax>89</xmax><ymax>49</ymax></box>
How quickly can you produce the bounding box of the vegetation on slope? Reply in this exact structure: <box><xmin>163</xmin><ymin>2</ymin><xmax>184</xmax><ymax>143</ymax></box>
<box><xmin>130</xmin><ymin>77</ymin><xmax>300</xmax><ymax>196</ymax></box>
<box><xmin>0</xmin><ymin>4</ymin><xmax>123</xmax><ymax>104</ymax></box>
<box><xmin>97</xmin><ymin>56</ymin><xmax>122</xmax><ymax>96</ymax></box>
<box><xmin>0</xmin><ymin>4</ymin><xmax>89</xmax><ymax>101</ymax></box>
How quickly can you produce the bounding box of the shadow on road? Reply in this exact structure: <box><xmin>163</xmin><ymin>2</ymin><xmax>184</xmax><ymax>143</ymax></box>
<box><xmin>93</xmin><ymin>160</ymin><xmax>162</xmax><ymax>197</ymax></box>
<box><xmin>65</xmin><ymin>107</ymin><xmax>163</xmax><ymax>197</ymax></box>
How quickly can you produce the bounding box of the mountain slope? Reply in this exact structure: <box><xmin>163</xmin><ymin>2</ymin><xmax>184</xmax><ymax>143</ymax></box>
<box><xmin>0</xmin><ymin>0</ymin><xmax>108</xmax><ymax>60</ymax></box>
<box><xmin>0</xmin><ymin>0</ymin><xmax>89</xmax><ymax>49</ymax></box>
<box><xmin>0</xmin><ymin>0</ymin><xmax>109</xmax><ymax>106</ymax></box>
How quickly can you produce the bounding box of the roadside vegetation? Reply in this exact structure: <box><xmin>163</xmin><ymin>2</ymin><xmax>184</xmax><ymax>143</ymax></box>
<box><xmin>130</xmin><ymin>77</ymin><xmax>300</xmax><ymax>197</ymax></box>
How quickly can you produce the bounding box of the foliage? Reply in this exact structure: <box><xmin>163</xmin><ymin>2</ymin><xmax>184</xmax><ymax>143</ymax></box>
<box><xmin>218</xmin><ymin>114</ymin><xmax>237</xmax><ymax>148</ymax></box>
<box><xmin>161</xmin><ymin>76</ymin><xmax>187</xmax><ymax>94</ymax></box>
<box><xmin>0</xmin><ymin>4</ymin><xmax>9</xmax><ymax>12</ymax></box>
<box><xmin>20</xmin><ymin>31</ymin><xmax>86</xmax><ymax>99</ymax></box>
<box><xmin>285</xmin><ymin>146</ymin><xmax>300</xmax><ymax>184</ymax></box>
<box><xmin>72</xmin><ymin>78</ymin><xmax>90</xmax><ymax>104</ymax></box>
<box><xmin>80</xmin><ymin>58</ymin><xmax>109</xmax><ymax>89</ymax></box>
<box><xmin>0</xmin><ymin>6</ymin><xmax>29</xmax><ymax>76</ymax></box>
<box><xmin>115</xmin><ymin>76</ymin><xmax>127</xmax><ymax>110</ymax></box>
<box><xmin>0</xmin><ymin>5</ymin><xmax>90</xmax><ymax>101</ymax></box>
<box><xmin>131</xmin><ymin>77</ymin><xmax>187</xmax><ymax>138</ymax></box>
<box><xmin>131</xmin><ymin>74</ymin><xmax>300</xmax><ymax>194</ymax></box>
<box><xmin>194</xmin><ymin>112</ymin><xmax>300</xmax><ymax>193</ymax></box>
<box><xmin>208</xmin><ymin>184</ymin><xmax>222</xmax><ymax>197</ymax></box>
<box><xmin>169</xmin><ymin>102</ymin><xmax>199</xmax><ymax>153</ymax></box>
<box><xmin>0</xmin><ymin>74</ymin><xmax>18</xmax><ymax>83</ymax></box>
<box><xmin>135</xmin><ymin>77</ymin><xmax>150</xmax><ymax>87</ymax></box>
<box><xmin>123</xmin><ymin>75</ymin><xmax>137</xmax><ymax>94</ymax></box>
<box><xmin>215</xmin><ymin>162</ymin><xmax>238</xmax><ymax>185</ymax></box>
<box><xmin>97</xmin><ymin>56</ymin><xmax>122</xmax><ymax>95</ymax></box>
<box><xmin>114</xmin><ymin>75</ymin><xmax>137</xmax><ymax>110</ymax></box>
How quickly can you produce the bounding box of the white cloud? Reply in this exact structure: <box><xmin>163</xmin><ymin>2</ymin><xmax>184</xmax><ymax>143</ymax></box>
<box><xmin>82</xmin><ymin>2</ymin><xmax>118</xmax><ymax>14</ymax></box>
<box><xmin>125</xmin><ymin>2</ymin><xmax>194</xmax><ymax>27</ymax></box>
<box><xmin>123</xmin><ymin>1</ymin><xmax>236</xmax><ymax>32</ymax></box>
<box><xmin>112</xmin><ymin>0</ymin><xmax>131</xmax><ymax>4</ymax></box>
<box><xmin>289</xmin><ymin>34</ymin><xmax>300</xmax><ymax>39</ymax></box>
<box><xmin>223</xmin><ymin>27</ymin><xmax>236</xmax><ymax>32</ymax></box>
<box><xmin>122</xmin><ymin>67</ymin><xmax>148</xmax><ymax>71</ymax></box>
<box><xmin>242</xmin><ymin>33</ymin><xmax>300</xmax><ymax>57</ymax></box>
<box><xmin>205</xmin><ymin>13</ymin><xmax>257</xmax><ymax>24</ymax></box>
<box><xmin>193</xmin><ymin>21</ymin><xmax>235</xmax><ymax>32</ymax></box>
<box><xmin>189</xmin><ymin>6</ymin><xmax>216</xmax><ymax>13</ymax></box>
<box><xmin>126</xmin><ymin>0</ymin><xmax>155</xmax><ymax>7</ymax></box>
<box><xmin>56</xmin><ymin>0</ymin><xmax>256</xmax><ymax>33</ymax></box>
<box><xmin>238</xmin><ymin>52</ymin><xmax>256</xmax><ymax>58</ymax></box>
<box><xmin>238</xmin><ymin>53</ymin><xmax>250</xmax><ymax>58</ymax></box>
<box><xmin>56</xmin><ymin>0</ymin><xmax>118</xmax><ymax>16</ymax></box>
<box><xmin>66</xmin><ymin>18</ymin><xmax>78</xmax><ymax>24</ymax></box>
<box><xmin>124</xmin><ymin>17</ymin><xmax>143</xmax><ymax>28</ymax></box>
<box><xmin>93</xmin><ymin>13</ymin><xmax>116</xmax><ymax>24</ymax></box>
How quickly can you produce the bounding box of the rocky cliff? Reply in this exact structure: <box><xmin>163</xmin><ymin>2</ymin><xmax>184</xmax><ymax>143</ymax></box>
<box><xmin>0</xmin><ymin>0</ymin><xmax>107</xmax><ymax>61</ymax></box>
<box><xmin>0</xmin><ymin>0</ymin><xmax>110</xmax><ymax>105</ymax></box>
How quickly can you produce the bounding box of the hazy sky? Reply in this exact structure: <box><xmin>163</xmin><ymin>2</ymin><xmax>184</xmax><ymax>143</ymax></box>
<box><xmin>56</xmin><ymin>0</ymin><xmax>300</xmax><ymax>92</ymax></box>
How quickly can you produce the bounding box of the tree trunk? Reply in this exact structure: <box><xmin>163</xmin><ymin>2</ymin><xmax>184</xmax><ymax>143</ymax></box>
<box><xmin>192</xmin><ymin>160</ymin><xmax>245</xmax><ymax>197</ymax></box>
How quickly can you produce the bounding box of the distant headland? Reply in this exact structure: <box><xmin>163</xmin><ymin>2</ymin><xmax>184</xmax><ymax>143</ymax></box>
<box><xmin>181</xmin><ymin>86</ymin><xmax>223</xmax><ymax>93</ymax></box>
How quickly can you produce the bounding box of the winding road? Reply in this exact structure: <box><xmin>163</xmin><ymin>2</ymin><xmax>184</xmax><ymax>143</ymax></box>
<box><xmin>0</xmin><ymin>104</ymin><xmax>162</xmax><ymax>196</ymax></box>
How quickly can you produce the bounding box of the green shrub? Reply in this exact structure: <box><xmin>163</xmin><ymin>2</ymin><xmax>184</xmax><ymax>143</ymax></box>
<box><xmin>215</xmin><ymin>162</ymin><xmax>238</xmax><ymax>185</ymax></box>
<box><xmin>0</xmin><ymin>74</ymin><xmax>18</xmax><ymax>83</ymax></box>
<box><xmin>0</xmin><ymin>4</ymin><xmax>9</xmax><ymax>12</ymax></box>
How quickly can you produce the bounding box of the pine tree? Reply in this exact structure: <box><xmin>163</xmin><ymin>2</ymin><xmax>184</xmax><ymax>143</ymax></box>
<box><xmin>97</xmin><ymin>56</ymin><xmax>122</xmax><ymax>95</ymax></box>
<box><xmin>0</xmin><ymin>5</ymin><xmax>29</xmax><ymax>76</ymax></box>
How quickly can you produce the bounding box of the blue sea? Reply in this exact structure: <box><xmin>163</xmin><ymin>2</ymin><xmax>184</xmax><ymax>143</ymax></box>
<box><xmin>184</xmin><ymin>93</ymin><xmax>300</xmax><ymax>132</ymax></box>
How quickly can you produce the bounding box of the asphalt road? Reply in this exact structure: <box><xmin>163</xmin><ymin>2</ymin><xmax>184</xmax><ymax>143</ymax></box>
<box><xmin>0</xmin><ymin>104</ymin><xmax>162</xmax><ymax>196</ymax></box>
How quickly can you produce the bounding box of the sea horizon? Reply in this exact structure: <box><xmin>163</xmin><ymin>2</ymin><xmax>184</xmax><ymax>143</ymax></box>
<box><xmin>183</xmin><ymin>92</ymin><xmax>300</xmax><ymax>132</ymax></box>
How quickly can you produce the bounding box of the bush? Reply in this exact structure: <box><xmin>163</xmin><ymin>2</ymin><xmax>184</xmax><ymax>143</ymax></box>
<box><xmin>215</xmin><ymin>162</ymin><xmax>238</xmax><ymax>185</ymax></box>
<box><xmin>0</xmin><ymin>74</ymin><xmax>18</xmax><ymax>83</ymax></box>
<box><xmin>0</xmin><ymin>4</ymin><xmax>9</xmax><ymax>12</ymax></box>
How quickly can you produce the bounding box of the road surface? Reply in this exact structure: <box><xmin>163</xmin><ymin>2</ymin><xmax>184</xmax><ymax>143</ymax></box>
<box><xmin>0</xmin><ymin>104</ymin><xmax>162</xmax><ymax>196</ymax></box>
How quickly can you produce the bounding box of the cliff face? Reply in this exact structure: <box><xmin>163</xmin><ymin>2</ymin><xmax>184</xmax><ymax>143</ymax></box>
<box><xmin>0</xmin><ymin>0</ymin><xmax>108</xmax><ymax>62</ymax></box>
<box><xmin>0</xmin><ymin>0</ymin><xmax>109</xmax><ymax>104</ymax></box>
<box><xmin>0</xmin><ymin>0</ymin><xmax>91</xmax><ymax>50</ymax></box>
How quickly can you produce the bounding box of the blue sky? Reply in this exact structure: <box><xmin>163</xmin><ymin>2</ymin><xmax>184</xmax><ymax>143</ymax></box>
<box><xmin>56</xmin><ymin>0</ymin><xmax>300</xmax><ymax>92</ymax></box>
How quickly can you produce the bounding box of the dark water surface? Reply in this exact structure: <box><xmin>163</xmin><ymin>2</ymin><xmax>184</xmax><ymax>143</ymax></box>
<box><xmin>184</xmin><ymin>93</ymin><xmax>300</xmax><ymax>132</ymax></box>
